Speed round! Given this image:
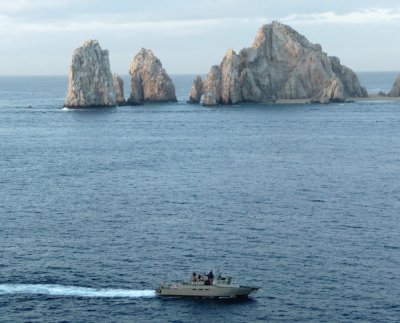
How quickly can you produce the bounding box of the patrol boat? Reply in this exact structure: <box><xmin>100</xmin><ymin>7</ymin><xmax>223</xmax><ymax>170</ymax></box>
<box><xmin>155</xmin><ymin>272</ymin><xmax>258</xmax><ymax>298</ymax></box>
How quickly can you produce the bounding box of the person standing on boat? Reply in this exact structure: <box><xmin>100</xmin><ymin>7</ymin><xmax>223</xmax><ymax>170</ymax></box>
<box><xmin>207</xmin><ymin>271</ymin><xmax>214</xmax><ymax>285</ymax></box>
<box><xmin>192</xmin><ymin>272</ymin><xmax>197</xmax><ymax>283</ymax></box>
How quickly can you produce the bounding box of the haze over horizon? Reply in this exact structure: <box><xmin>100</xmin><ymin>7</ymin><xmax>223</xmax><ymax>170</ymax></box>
<box><xmin>1</xmin><ymin>0</ymin><xmax>400</xmax><ymax>75</ymax></box>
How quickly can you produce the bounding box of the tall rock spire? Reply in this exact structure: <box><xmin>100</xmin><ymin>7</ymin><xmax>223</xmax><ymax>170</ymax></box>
<box><xmin>64</xmin><ymin>40</ymin><xmax>116</xmax><ymax>108</ymax></box>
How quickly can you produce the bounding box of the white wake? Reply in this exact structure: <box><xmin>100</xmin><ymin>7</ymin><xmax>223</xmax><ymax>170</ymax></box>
<box><xmin>0</xmin><ymin>284</ymin><xmax>155</xmax><ymax>298</ymax></box>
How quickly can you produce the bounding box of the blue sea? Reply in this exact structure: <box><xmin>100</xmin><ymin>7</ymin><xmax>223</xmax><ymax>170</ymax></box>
<box><xmin>0</xmin><ymin>73</ymin><xmax>399</xmax><ymax>322</ymax></box>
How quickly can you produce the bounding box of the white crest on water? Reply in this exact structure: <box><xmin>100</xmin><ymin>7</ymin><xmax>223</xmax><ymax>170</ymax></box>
<box><xmin>0</xmin><ymin>284</ymin><xmax>155</xmax><ymax>298</ymax></box>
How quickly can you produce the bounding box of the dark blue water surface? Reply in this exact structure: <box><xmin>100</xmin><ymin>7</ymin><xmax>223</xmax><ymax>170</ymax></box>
<box><xmin>0</xmin><ymin>74</ymin><xmax>399</xmax><ymax>322</ymax></box>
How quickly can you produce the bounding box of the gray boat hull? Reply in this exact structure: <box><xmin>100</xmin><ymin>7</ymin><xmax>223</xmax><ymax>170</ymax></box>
<box><xmin>156</xmin><ymin>284</ymin><xmax>258</xmax><ymax>298</ymax></box>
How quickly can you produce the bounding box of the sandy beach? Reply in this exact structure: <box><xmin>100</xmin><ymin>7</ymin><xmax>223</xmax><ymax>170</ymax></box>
<box><xmin>272</xmin><ymin>95</ymin><xmax>400</xmax><ymax>105</ymax></box>
<box><xmin>351</xmin><ymin>94</ymin><xmax>400</xmax><ymax>102</ymax></box>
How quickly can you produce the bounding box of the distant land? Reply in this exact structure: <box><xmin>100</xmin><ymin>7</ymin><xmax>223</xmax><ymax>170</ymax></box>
<box><xmin>47</xmin><ymin>21</ymin><xmax>400</xmax><ymax>108</ymax></box>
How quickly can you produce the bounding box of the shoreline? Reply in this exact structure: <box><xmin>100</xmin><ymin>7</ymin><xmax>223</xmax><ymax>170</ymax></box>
<box><xmin>273</xmin><ymin>95</ymin><xmax>400</xmax><ymax>105</ymax></box>
<box><xmin>350</xmin><ymin>94</ymin><xmax>400</xmax><ymax>102</ymax></box>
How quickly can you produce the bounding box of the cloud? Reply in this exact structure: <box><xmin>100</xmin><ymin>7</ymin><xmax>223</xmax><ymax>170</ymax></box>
<box><xmin>282</xmin><ymin>8</ymin><xmax>400</xmax><ymax>24</ymax></box>
<box><xmin>1</xmin><ymin>6</ymin><xmax>400</xmax><ymax>36</ymax></box>
<box><xmin>0</xmin><ymin>15</ymin><xmax>269</xmax><ymax>35</ymax></box>
<box><xmin>0</xmin><ymin>0</ymin><xmax>68</xmax><ymax>13</ymax></box>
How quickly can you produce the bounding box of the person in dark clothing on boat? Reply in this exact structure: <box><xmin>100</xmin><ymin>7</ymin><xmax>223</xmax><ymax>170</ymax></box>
<box><xmin>192</xmin><ymin>272</ymin><xmax>197</xmax><ymax>282</ymax></box>
<box><xmin>207</xmin><ymin>271</ymin><xmax>214</xmax><ymax>285</ymax></box>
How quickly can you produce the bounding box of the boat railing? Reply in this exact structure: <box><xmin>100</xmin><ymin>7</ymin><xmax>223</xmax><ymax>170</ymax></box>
<box><xmin>187</xmin><ymin>280</ymin><xmax>208</xmax><ymax>286</ymax></box>
<box><xmin>161</xmin><ymin>274</ymin><xmax>238</xmax><ymax>289</ymax></box>
<box><xmin>188</xmin><ymin>275</ymin><xmax>235</xmax><ymax>286</ymax></box>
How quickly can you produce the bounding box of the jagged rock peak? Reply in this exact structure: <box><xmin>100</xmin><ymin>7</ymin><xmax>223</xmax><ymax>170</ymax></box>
<box><xmin>252</xmin><ymin>21</ymin><xmax>320</xmax><ymax>52</ymax></box>
<box><xmin>112</xmin><ymin>73</ymin><xmax>125</xmax><ymax>104</ymax></box>
<box><xmin>388</xmin><ymin>75</ymin><xmax>400</xmax><ymax>97</ymax></box>
<box><xmin>219</xmin><ymin>48</ymin><xmax>241</xmax><ymax>104</ymax></box>
<box><xmin>128</xmin><ymin>48</ymin><xmax>177</xmax><ymax>105</ymax></box>
<box><xmin>190</xmin><ymin>21</ymin><xmax>367</xmax><ymax>106</ymax></box>
<box><xmin>188</xmin><ymin>75</ymin><xmax>204</xmax><ymax>104</ymax></box>
<box><xmin>64</xmin><ymin>40</ymin><xmax>116</xmax><ymax>108</ymax></box>
<box><xmin>202</xmin><ymin>65</ymin><xmax>221</xmax><ymax>106</ymax></box>
<box><xmin>224</xmin><ymin>48</ymin><xmax>237</xmax><ymax>59</ymax></box>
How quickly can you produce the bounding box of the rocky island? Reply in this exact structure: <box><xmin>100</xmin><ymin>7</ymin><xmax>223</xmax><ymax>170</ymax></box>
<box><xmin>189</xmin><ymin>21</ymin><xmax>367</xmax><ymax>106</ymax></box>
<box><xmin>128</xmin><ymin>48</ymin><xmax>177</xmax><ymax>105</ymax></box>
<box><xmin>64</xmin><ymin>40</ymin><xmax>117</xmax><ymax>108</ymax></box>
<box><xmin>64</xmin><ymin>42</ymin><xmax>177</xmax><ymax>108</ymax></box>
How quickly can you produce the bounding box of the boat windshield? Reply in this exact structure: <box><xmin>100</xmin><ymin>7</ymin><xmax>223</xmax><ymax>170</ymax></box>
<box><xmin>215</xmin><ymin>275</ymin><xmax>234</xmax><ymax>285</ymax></box>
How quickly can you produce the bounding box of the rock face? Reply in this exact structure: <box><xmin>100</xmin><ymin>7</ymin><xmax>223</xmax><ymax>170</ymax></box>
<box><xmin>188</xmin><ymin>75</ymin><xmax>204</xmax><ymax>103</ymax></box>
<box><xmin>113</xmin><ymin>73</ymin><xmax>125</xmax><ymax>104</ymax></box>
<box><xmin>64</xmin><ymin>40</ymin><xmax>116</xmax><ymax>108</ymax></box>
<box><xmin>189</xmin><ymin>21</ymin><xmax>367</xmax><ymax>106</ymax></box>
<box><xmin>128</xmin><ymin>48</ymin><xmax>176</xmax><ymax>104</ymax></box>
<box><xmin>202</xmin><ymin>66</ymin><xmax>221</xmax><ymax>106</ymax></box>
<box><xmin>388</xmin><ymin>75</ymin><xmax>400</xmax><ymax>97</ymax></box>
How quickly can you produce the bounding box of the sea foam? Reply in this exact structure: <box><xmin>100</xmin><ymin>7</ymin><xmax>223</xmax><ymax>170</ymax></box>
<box><xmin>0</xmin><ymin>284</ymin><xmax>155</xmax><ymax>298</ymax></box>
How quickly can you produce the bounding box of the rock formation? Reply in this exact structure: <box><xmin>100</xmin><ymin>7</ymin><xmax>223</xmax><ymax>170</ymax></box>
<box><xmin>113</xmin><ymin>73</ymin><xmax>126</xmax><ymax>105</ymax></box>
<box><xmin>128</xmin><ymin>48</ymin><xmax>176</xmax><ymax>104</ymax></box>
<box><xmin>202</xmin><ymin>66</ymin><xmax>221</xmax><ymax>106</ymax></box>
<box><xmin>188</xmin><ymin>75</ymin><xmax>204</xmax><ymax>103</ymax></box>
<box><xmin>64</xmin><ymin>40</ymin><xmax>116</xmax><ymax>108</ymax></box>
<box><xmin>189</xmin><ymin>21</ymin><xmax>367</xmax><ymax>106</ymax></box>
<box><xmin>388</xmin><ymin>75</ymin><xmax>400</xmax><ymax>97</ymax></box>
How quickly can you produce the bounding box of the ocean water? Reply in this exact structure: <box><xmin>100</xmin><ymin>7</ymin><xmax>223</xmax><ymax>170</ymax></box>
<box><xmin>0</xmin><ymin>73</ymin><xmax>399</xmax><ymax>322</ymax></box>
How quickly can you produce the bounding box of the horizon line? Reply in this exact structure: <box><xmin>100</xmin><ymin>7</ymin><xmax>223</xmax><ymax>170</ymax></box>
<box><xmin>0</xmin><ymin>71</ymin><xmax>399</xmax><ymax>77</ymax></box>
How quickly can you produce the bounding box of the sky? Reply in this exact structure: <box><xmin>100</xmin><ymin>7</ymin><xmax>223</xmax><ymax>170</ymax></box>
<box><xmin>0</xmin><ymin>0</ymin><xmax>400</xmax><ymax>75</ymax></box>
